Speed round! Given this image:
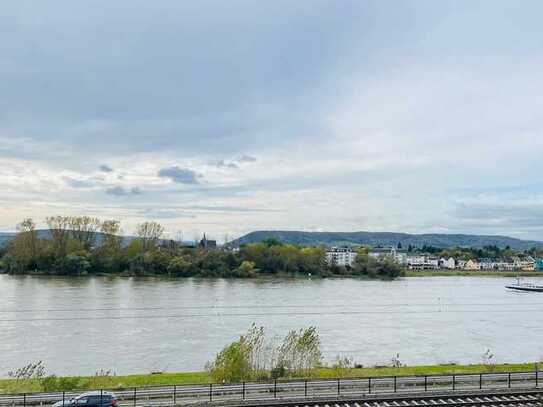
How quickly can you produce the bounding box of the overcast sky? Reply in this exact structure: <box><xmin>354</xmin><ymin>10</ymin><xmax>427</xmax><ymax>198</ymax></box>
<box><xmin>1</xmin><ymin>0</ymin><xmax>543</xmax><ymax>241</ymax></box>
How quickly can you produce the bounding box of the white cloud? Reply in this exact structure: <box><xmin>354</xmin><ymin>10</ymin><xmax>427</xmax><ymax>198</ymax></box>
<box><xmin>2</xmin><ymin>2</ymin><xmax>543</xmax><ymax>240</ymax></box>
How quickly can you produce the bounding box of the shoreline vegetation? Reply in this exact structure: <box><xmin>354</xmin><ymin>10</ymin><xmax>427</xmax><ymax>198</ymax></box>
<box><xmin>0</xmin><ymin>217</ymin><xmax>402</xmax><ymax>279</ymax></box>
<box><xmin>0</xmin><ymin>362</ymin><xmax>538</xmax><ymax>395</ymax></box>
<box><xmin>1</xmin><ymin>217</ymin><xmax>542</xmax><ymax>279</ymax></box>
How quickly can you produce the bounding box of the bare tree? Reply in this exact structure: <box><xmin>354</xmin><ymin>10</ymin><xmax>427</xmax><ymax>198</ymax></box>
<box><xmin>100</xmin><ymin>220</ymin><xmax>122</xmax><ymax>253</ymax></box>
<box><xmin>8</xmin><ymin>361</ymin><xmax>46</xmax><ymax>380</ymax></box>
<box><xmin>136</xmin><ymin>221</ymin><xmax>164</xmax><ymax>251</ymax></box>
<box><xmin>175</xmin><ymin>231</ymin><xmax>184</xmax><ymax>244</ymax></box>
<box><xmin>45</xmin><ymin>216</ymin><xmax>71</xmax><ymax>257</ymax></box>
<box><xmin>69</xmin><ymin>216</ymin><xmax>101</xmax><ymax>249</ymax></box>
<box><xmin>14</xmin><ymin>218</ymin><xmax>38</xmax><ymax>262</ymax></box>
<box><xmin>277</xmin><ymin>327</ymin><xmax>322</xmax><ymax>377</ymax></box>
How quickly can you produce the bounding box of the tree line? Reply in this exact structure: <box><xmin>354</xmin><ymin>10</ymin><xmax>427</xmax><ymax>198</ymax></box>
<box><xmin>412</xmin><ymin>244</ymin><xmax>543</xmax><ymax>260</ymax></box>
<box><xmin>0</xmin><ymin>216</ymin><xmax>403</xmax><ymax>279</ymax></box>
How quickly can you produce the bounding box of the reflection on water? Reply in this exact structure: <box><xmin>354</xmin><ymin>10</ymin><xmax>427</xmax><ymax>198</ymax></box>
<box><xmin>1</xmin><ymin>274</ymin><xmax>543</xmax><ymax>376</ymax></box>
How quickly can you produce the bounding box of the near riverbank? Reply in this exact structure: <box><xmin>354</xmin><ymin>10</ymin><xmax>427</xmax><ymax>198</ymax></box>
<box><xmin>0</xmin><ymin>363</ymin><xmax>538</xmax><ymax>395</ymax></box>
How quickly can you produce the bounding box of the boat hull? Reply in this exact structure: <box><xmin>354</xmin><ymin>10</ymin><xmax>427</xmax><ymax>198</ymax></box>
<box><xmin>506</xmin><ymin>285</ymin><xmax>543</xmax><ymax>292</ymax></box>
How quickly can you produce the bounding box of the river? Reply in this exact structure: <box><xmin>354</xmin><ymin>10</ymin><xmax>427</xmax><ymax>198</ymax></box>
<box><xmin>1</xmin><ymin>274</ymin><xmax>543</xmax><ymax>377</ymax></box>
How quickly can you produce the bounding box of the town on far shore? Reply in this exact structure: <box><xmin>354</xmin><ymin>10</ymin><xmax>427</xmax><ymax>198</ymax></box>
<box><xmin>325</xmin><ymin>245</ymin><xmax>543</xmax><ymax>271</ymax></box>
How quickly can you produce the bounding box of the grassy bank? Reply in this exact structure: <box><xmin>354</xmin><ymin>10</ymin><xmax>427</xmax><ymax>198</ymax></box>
<box><xmin>0</xmin><ymin>362</ymin><xmax>538</xmax><ymax>395</ymax></box>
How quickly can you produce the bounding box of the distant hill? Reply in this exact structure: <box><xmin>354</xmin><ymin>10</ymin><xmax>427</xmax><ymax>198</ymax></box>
<box><xmin>0</xmin><ymin>232</ymin><xmax>15</xmax><ymax>247</ymax></box>
<box><xmin>230</xmin><ymin>230</ymin><xmax>543</xmax><ymax>251</ymax></box>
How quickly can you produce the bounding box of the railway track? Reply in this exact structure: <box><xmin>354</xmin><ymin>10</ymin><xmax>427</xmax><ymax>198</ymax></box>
<box><xmin>0</xmin><ymin>371</ymin><xmax>540</xmax><ymax>407</ymax></box>
<box><xmin>225</xmin><ymin>389</ymin><xmax>543</xmax><ymax>407</ymax></box>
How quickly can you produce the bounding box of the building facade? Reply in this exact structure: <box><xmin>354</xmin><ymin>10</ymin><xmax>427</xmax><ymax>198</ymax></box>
<box><xmin>369</xmin><ymin>247</ymin><xmax>408</xmax><ymax>265</ymax></box>
<box><xmin>439</xmin><ymin>257</ymin><xmax>456</xmax><ymax>269</ymax></box>
<box><xmin>464</xmin><ymin>259</ymin><xmax>480</xmax><ymax>270</ymax></box>
<box><xmin>407</xmin><ymin>255</ymin><xmax>439</xmax><ymax>270</ymax></box>
<box><xmin>326</xmin><ymin>247</ymin><xmax>357</xmax><ymax>267</ymax></box>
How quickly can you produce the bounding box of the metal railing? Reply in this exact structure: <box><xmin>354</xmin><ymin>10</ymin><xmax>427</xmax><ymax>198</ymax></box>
<box><xmin>0</xmin><ymin>370</ymin><xmax>540</xmax><ymax>407</ymax></box>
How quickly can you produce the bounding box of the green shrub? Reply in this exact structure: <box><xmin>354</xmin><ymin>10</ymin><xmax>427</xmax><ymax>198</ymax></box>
<box><xmin>41</xmin><ymin>376</ymin><xmax>81</xmax><ymax>392</ymax></box>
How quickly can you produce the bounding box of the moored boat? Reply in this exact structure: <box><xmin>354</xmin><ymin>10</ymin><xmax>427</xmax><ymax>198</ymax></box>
<box><xmin>506</xmin><ymin>282</ymin><xmax>543</xmax><ymax>292</ymax></box>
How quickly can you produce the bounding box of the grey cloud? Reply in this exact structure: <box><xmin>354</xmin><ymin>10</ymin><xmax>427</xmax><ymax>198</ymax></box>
<box><xmin>158</xmin><ymin>166</ymin><xmax>200</xmax><ymax>184</ymax></box>
<box><xmin>106</xmin><ymin>186</ymin><xmax>143</xmax><ymax>196</ymax></box>
<box><xmin>213</xmin><ymin>155</ymin><xmax>257</xmax><ymax>169</ymax></box>
<box><xmin>63</xmin><ymin>176</ymin><xmax>96</xmax><ymax>189</ymax></box>
<box><xmin>237</xmin><ymin>155</ymin><xmax>257</xmax><ymax>163</ymax></box>
<box><xmin>4</xmin><ymin>1</ymin><xmax>543</xmax><ymax>239</ymax></box>
<box><xmin>0</xmin><ymin>0</ymin><xmax>384</xmax><ymax>159</ymax></box>
<box><xmin>216</xmin><ymin>160</ymin><xmax>239</xmax><ymax>169</ymax></box>
<box><xmin>99</xmin><ymin>164</ymin><xmax>114</xmax><ymax>172</ymax></box>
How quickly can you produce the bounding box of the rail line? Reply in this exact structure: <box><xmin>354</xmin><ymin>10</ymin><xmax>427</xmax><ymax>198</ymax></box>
<box><xmin>0</xmin><ymin>371</ymin><xmax>541</xmax><ymax>407</ymax></box>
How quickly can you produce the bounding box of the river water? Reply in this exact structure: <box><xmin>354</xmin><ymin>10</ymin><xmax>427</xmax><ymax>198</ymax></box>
<box><xmin>1</xmin><ymin>274</ymin><xmax>543</xmax><ymax>377</ymax></box>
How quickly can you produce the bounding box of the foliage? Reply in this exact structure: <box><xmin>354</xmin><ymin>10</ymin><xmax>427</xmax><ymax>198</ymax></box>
<box><xmin>482</xmin><ymin>349</ymin><xmax>495</xmax><ymax>372</ymax></box>
<box><xmin>1</xmin><ymin>362</ymin><xmax>541</xmax><ymax>394</ymax></box>
<box><xmin>236</xmin><ymin>260</ymin><xmax>257</xmax><ymax>277</ymax></box>
<box><xmin>8</xmin><ymin>361</ymin><xmax>47</xmax><ymax>380</ymax></box>
<box><xmin>331</xmin><ymin>356</ymin><xmax>353</xmax><ymax>378</ymax></box>
<box><xmin>276</xmin><ymin>327</ymin><xmax>322</xmax><ymax>377</ymax></box>
<box><xmin>2</xmin><ymin>216</ymin><xmax>404</xmax><ymax>280</ymax></box>
<box><xmin>206</xmin><ymin>325</ymin><xmax>322</xmax><ymax>383</ymax></box>
<box><xmin>352</xmin><ymin>252</ymin><xmax>403</xmax><ymax>279</ymax></box>
<box><xmin>206</xmin><ymin>340</ymin><xmax>251</xmax><ymax>383</ymax></box>
<box><xmin>167</xmin><ymin>256</ymin><xmax>192</xmax><ymax>276</ymax></box>
<box><xmin>86</xmin><ymin>369</ymin><xmax>116</xmax><ymax>388</ymax></box>
<box><xmin>206</xmin><ymin>324</ymin><xmax>269</xmax><ymax>382</ymax></box>
<box><xmin>40</xmin><ymin>376</ymin><xmax>82</xmax><ymax>392</ymax></box>
<box><xmin>136</xmin><ymin>222</ymin><xmax>165</xmax><ymax>251</ymax></box>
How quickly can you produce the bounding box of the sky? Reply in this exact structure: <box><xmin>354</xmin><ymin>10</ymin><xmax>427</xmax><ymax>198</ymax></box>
<box><xmin>1</xmin><ymin>0</ymin><xmax>543</xmax><ymax>241</ymax></box>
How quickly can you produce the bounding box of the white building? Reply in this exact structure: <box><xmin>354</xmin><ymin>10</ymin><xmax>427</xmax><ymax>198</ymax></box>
<box><xmin>479</xmin><ymin>258</ymin><xmax>497</xmax><ymax>270</ymax></box>
<box><xmin>407</xmin><ymin>255</ymin><xmax>439</xmax><ymax>270</ymax></box>
<box><xmin>473</xmin><ymin>258</ymin><xmax>515</xmax><ymax>271</ymax></box>
<box><xmin>515</xmin><ymin>256</ymin><xmax>536</xmax><ymax>271</ymax></box>
<box><xmin>326</xmin><ymin>247</ymin><xmax>357</xmax><ymax>267</ymax></box>
<box><xmin>439</xmin><ymin>257</ymin><xmax>456</xmax><ymax>269</ymax></box>
<box><xmin>369</xmin><ymin>247</ymin><xmax>408</xmax><ymax>265</ymax></box>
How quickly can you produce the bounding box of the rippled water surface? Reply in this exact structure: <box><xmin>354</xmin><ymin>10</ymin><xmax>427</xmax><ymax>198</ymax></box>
<box><xmin>1</xmin><ymin>274</ymin><xmax>543</xmax><ymax>376</ymax></box>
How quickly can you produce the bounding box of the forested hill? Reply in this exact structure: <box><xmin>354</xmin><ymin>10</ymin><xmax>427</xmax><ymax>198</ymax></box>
<box><xmin>230</xmin><ymin>230</ymin><xmax>543</xmax><ymax>250</ymax></box>
<box><xmin>0</xmin><ymin>232</ymin><xmax>15</xmax><ymax>247</ymax></box>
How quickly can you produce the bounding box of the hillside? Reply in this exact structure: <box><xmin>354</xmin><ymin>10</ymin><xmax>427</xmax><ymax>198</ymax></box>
<box><xmin>230</xmin><ymin>230</ymin><xmax>543</xmax><ymax>250</ymax></box>
<box><xmin>0</xmin><ymin>232</ymin><xmax>15</xmax><ymax>247</ymax></box>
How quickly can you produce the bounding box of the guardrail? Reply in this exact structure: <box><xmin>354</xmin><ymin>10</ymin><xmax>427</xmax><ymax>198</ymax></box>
<box><xmin>0</xmin><ymin>370</ymin><xmax>540</xmax><ymax>407</ymax></box>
